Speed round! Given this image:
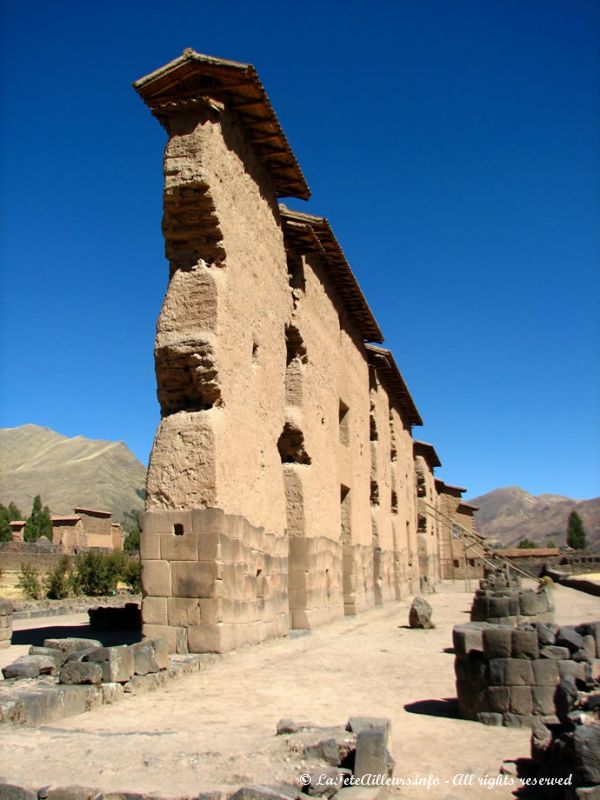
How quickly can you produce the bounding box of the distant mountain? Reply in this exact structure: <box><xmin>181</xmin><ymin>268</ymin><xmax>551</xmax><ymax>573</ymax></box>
<box><xmin>470</xmin><ymin>486</ymin><xmax>600</xmax><ymax>549</ymax></box>
<box><xmin>0</xmin><ymin>425</ymin><xmax>146</xmax><ymax>523</ymax></box>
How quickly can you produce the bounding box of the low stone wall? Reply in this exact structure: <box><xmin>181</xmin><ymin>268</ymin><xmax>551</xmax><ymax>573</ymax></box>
<box><xmin>0</xmin><ymin>636</ymin><xmax>217</xmax><ymax>726</ymax></box>
<box><xmin>0</xmin><ymin>600</ymin><xmax>12</xmax><ymax>648</ymax></box>
<box><xmin>470</xmin><ymin>567</ymin><xmax>554</xmax><ymax>625</ymax></box>
<box><xmin>529</xmin><ymin>679</ymin><xmax>600</xmax><ymax>798</ymax></box>
<box><xmin>453</xmin><ymin>620</ymin><xmax>600</xmax><ymax>727</ymax></box>
<box><xmin>0</xmin><ymin>716</ymin><xmax>393</xmax><ymax>800</ymax></box>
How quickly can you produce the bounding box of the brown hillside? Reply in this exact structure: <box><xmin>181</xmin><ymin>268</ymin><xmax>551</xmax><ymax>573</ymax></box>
<box><xmin>470</xmin><ymin>486</ymin><xmax>600</xmax><ymax>549</ymax></box>
<box><xmin>0</xmin><ymin>424</ymin><xmax>146</xmax><ymax>523</ymax></box>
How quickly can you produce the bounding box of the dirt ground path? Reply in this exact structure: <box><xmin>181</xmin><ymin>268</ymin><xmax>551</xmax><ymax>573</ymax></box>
<box><xmin>0</xmin><ymin>582</ymin><xmax>598</xmax><ymax>799</ymax></box>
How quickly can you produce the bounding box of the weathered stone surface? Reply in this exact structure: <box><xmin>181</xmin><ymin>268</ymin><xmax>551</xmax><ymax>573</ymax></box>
<box><xmin>487</xmin><ymin>686</ymin><xmax>511</xmax><ymax>713</ymax></box>
<box><xmin>555</xmin><ymin>676</ymin><xmax>579</xmax><ymax>724</ymax></box>
<box><xmin>509</xmin><ymin>686</ymin><xmax>532</xmax><ymax>715</ymax></box>
<box><xmin>229</xmin><ymin>786</ymin><xmax>299</xmax><ymax>800</ymax></box>
<box><xmin>0</xmin><ymin>784</ymin><xmax>37</xmax><ymax>800</ymax></box>
<box><xmin>43</xmin><ymin>638</ymin><xmax>102</xmax><ymax>653</ymax></box>
<box><xmin>519</xmin><ymin>591</ymin><xmax>538</xmax><ymax>616</ymax></box>
<box><xmin>534</xmin><ymin>623</ymin><xmax>557</xmax><ymax>646</ymax></box>
<box><xmin>276</xmin><ymin>718</ymin><xmax>313</xmax><ymax>735</ymax></box>
<box><xmin>505</xmin><ymin>659</ymin><xmax>534</xmax><ymax>686</ymax></box>
<box><xmin>531</xmin><ymin>718</ymin><xmax>552</xmax><ymax>760</ymax></box>
<box><xmin>453</xmin><ymin>623</ymin><xmax>492</xmax><ymax>656</ymax></box>
<box><xmin>346</xmin><ymin>717</ymin><xmax>390</xmax><ymax>743</ymax></box>
<box><xmin>130</xmin><ymin>639</ymin><xmax>168</xmax><ymax>675</ymax></box>
<box><xmin>482</xmin><ymin>627</ymin><xmax>512</xmax><ymax>659</ymax></box>
<box><xmin>303</xmin><ymin>768</ymin><xmax>350</xmax><ymax>797</ymax></box>
<box><xmin>2</xmin><ymin>657</ymin><xmax>41</xmax><ymax>679</ymax></box>
<box><xmin>540</xmin><ymin>645</ymin><xmax>570</xmax><ymax>660</ymax></box>
<box><xmin>476</xmin><ymin>712</ymin><xmax>502</xmax><ymax>725</ymax></box>
<box><xmin>29</xmin><ymin>647</ymin><xmax>68</xmax><ymax>668</ymax></box>
<box><xmin>59</xmin><ymin>662</ymin><xmax>103</xmax><ymax>685</ymax></box>
<box><xmin>354</xmin><ymin>729</ymin><xmax>389</xmax><ymax>778</ymax></box>
<box><xmin>303</xmin><ymin>738</ymin><xmax>340</xmax><ymax>766</ymax></box>
<box><xmin>39</xmin><ymin>786</ymin><xmax>100</xmax><ymax>800</ymax></box>
<box><xmin>558</xmin><ymin>660</ymin><xmax>586</xmax><ymax>682</ymax></box>
<box><xmin>511</xmin><ymin>629</ymin><xmax>539</xmax><ymax>660</ymax></box>
<box><xmin>408</xmin><ymin>596</ymin><xmax>434</xmax><ymax>629</ymax></box>
<box><xmin>532</xmin><ymin>659</ymin><xmax>560</xmax><ymax>687</ymax></box>
<box><xmin>574</xmin><ymin>723</ymin><xmax>600</xmax><ymax>784</ymax></box>
<box><xmin>84</xmin><ymin>646</ymin><xmax>133</xmax><ymax>683</ymax></box>
<box><xmin>531</xmin><ymin>686</ymin><xmax>555</xmax><ymax>715</ymax></box>
<box><xmin>556</xmin><ymin>626</ymin><xmax>585</xmax><ymax>653</ymax></box>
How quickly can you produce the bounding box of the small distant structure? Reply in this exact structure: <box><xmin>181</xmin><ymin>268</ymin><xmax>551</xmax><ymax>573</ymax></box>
<box><xmin>51</xmin><ymin>507</ymin><xmax>123</xmax><ymax>553</ymax></box>
<box><xmin>8</xmin><ymin>520</ymin><xmax>26</xmax><ymax>543</ymax></box>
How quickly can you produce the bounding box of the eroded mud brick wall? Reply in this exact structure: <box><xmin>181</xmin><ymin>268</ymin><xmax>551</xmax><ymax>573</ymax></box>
<box><xmin>134</xmin><ymin>50</ymin><xmax>452</xmax><ymax>653</ymax></box>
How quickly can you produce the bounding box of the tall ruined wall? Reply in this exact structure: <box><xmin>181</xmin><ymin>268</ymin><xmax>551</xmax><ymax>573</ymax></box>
<box><xmin>146</xmin><ymin>105</ymin><xmax>290</xmax><ymax>535</ymax></box>
<box><xmin>368</xmin><ymin>370</ymin><xmax>396</xmax><ymax>606</ymax></box>
<box><xmin>414</xmin><ymin>455</ymin><xmax>440</xmax><ymax>590</ymax></box>
<box><xmin>390</xmin><ymin>410</ymin><xmax>419</xmax><ymax>596</ymax></box>
<box><xmin>134</xmin><ymin>50</ymin><xmax>460</xmax><ymax>654</ymax></box>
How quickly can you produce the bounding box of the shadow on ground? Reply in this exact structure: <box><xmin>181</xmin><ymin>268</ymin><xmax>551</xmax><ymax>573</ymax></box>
<box><xmin>11</xmin><ymin>624</ymin><xmax>141</xmax><ymax>648</ymax></box>
<box><xmin>404</xmin><ymin>697</ymin><xmax>460</xmax><ymax>719</ymax></box>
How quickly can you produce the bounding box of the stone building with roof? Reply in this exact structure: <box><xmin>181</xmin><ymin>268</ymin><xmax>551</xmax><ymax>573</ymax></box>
<box><xmin>51</xmin><ymin>508</ymin><xmax>123</xmax><ymax>553</ymax></box>
<box><xmin>134</xmin><ymin>49</ymin><xmax>474</xmax><ymax>653</ymax></box>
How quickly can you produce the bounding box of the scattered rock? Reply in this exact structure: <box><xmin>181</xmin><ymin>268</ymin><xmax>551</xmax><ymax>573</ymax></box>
<box><xmin>59</xmin><ymin>662</ymin><xmax>103</xmax><ymax>685</ymax></box>
<box><xmin>408</xmin><ymin>596</ymin><xmax>434</xmax><ymax>629</ymax></box>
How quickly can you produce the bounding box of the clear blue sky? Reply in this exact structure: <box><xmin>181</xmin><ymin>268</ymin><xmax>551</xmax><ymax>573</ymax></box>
<box><xmin>1</xmin><ymin>0</ymin><xmax>598</xmax><ymax>500</ymax></box>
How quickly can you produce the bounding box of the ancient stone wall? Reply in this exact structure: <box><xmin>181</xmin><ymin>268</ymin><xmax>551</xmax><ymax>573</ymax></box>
<box><xmin>134</xmin><ymin>50</ymin><xmax>466</xmax><ymax>653</ymax></box>
<box><xmin>453</xmin><ymin>619</ymin><xmax>600</xmax><ymax>728</ymax></box>
<box><xmin>0</xmin><ymin>600</ymin><xmax>12</xmax><ymax>648</ymax></box>
<box><xmin>470</xmin><ymin>568</ymin><xmax>554</xmax><ymax>625</ymax></box>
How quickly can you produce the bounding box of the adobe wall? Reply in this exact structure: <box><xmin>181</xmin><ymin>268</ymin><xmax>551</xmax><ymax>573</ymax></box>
<box><xmin>414</xmin><ymin>455</ymin><xmax>440</xmax><ymax>591</ymax></box>
<box><xmin>135</xmin><ymin>51</ymin><xmax>460</xmax><ymax>654</ymax></box>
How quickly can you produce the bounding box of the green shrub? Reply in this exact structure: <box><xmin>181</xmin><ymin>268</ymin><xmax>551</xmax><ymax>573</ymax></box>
<box><xmin>17</xmin><ymin>563</ymin><xmax>43</xmax><ymax>599</ymax></box>
<box><xmin>44</xmin><ymin>556</ymin><xmax>73</xmax><ymax>600</ymax></box>
<box><xmin>122</xmin><ymin>558</ymin><xmax>141</xmax><ymax>593</ymax></box>
<box><xmin>72</xmin><ymin>551</ymin><xmax>125</xmax><ymax>596</ymax></box>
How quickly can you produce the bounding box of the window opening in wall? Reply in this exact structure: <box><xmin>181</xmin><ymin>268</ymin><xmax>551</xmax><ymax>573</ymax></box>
<box><xmin>252</xmin><ymin>338</ymin><xmax>260</xmax><ymax>362</ymax></box>
<box><xmin>287</xmin><ymin>253</ymin><xmax>305</xmax><ymax>291</ymax></box>
<box><xmin>174</xmin><ymin>523</ymin><xmax>184</xmax><ymax>536</ymax></box>
<box><xmin>453</xmin><ymin>559</ymin><xmax>460</xmax><ymax>568</ymax></box>
<box><xmin>369</xmin><ymin>414</ymin><xmax>378</xmax><ymax>442</ymax></box>
<box><xmin>370</xmin><ymin>480</ymin><xmax>380</xmax><ymax>506</ymax></box>
<box><xmin>339</xmin><ymin>400</ymin><xmax>350</xmax><ymax>446</ymax></box>
<box><xmin>391</xmin><ymin>490</ymin><xmax>398</xmax><ymax>514</ymax></box>
<box><xmin>285</xmin><ymin>325</ymin><xmax>307</xmax><ymax>366</ymax></box>
<box><xmin>277</xmin><ymin>422</ymin><xmax>311</xmax><ymax>464</ymax></box>
<box><xmin>451</xmin><ymin>524</ymin><xmax>461</xmax><ymax>540</ymax></box>
<box><xmin>417</xmin><ymin>514</ymin><xmax>426</xmax><ymax>534</ymax></box>
<box><xmin>468</xmin><ymin>559</ymin><xmax>475</xmax><ymax>567</ymax></box>
<box><xmin>340</xmin><ymin>484</ymin><xmax>351</xmax><ymax>544</ymax></box>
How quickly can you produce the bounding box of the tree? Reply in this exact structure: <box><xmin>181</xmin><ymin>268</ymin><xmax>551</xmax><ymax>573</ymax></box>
<box><xmin>122</xmin><ymin>509</ymin><xmax>140</xmax><ymax>552</ymax></box>
<box><xmin>24</xmin><ymin>495</ymin><xmax>52</xmax><ymax>542</ymax></box>
<box><xmin>567</xmin><ymin>510</ymin><xmax>587</xmax><ymax>550</ymax></box>
<box><xmin>517</xmin><ymin>538</ymin><xmax>537</xmax><ymax>549</ymax></box>
<box><xmin>0</xmin><ymin>500</ymin><xmax>24</xmax><ymax>542</ymax></box>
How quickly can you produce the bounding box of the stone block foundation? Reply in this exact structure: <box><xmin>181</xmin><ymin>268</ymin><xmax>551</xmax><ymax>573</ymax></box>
<box><xmin>140</xmin><ymin>508</ymin><xmax>289</xmax><ymax>653</ymax></box>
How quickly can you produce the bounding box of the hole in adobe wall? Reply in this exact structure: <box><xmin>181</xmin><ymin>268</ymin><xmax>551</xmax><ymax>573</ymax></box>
<box><xmin>285</xmin><ymin>325</ymin><xmax>307</xmax><ymax>366</ymax></box>
<box><xmin>256</xmin><ymin>568</ymin><xmax>262</xmax><ymax>577</ymax></box>
<box><xmin>156</xmin><ymin>342</ymin><xmax>222</xmax><ymax>416</ymax></box>
<box><xmin>252</xmin><ymin>338</ymin><xmax>260</xmax><ymax>362</ymax></box>
<box><xmin>370</xmin><ymin>481</ymin><xmax>380</xmax><ymax>506</ymax></box>
<box><xmin>277</xmin><ymin>423</ymin><xmax>311</xmax><ymax>465</ymax></box>
<box><xmin>163</xmin><ymin>183</ymin><xmax>225</xmax><ymax>271</ymax></box>
<box><xmin>339</xmin><ymin>400</ymin><xmax>350</xmax><ymax>447</ymax></box>
<box><xmin>370</xmin><ymin>415</ymin><xmax>378</xmax><ymax>442</ymax></box>
<box><xmin>287</xmin><ymin>253</ymin><xmax>305</xmax><ymax>292</ymax></box>
<box><xmin>391</xmin><ymin>491</ymin><xmax>398</xmax><ymax>514</ymax></box>
<box><xmin>174</xmin><ymin>523</ymin><xmax>184</xmax><ymax>536</ymax></box>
